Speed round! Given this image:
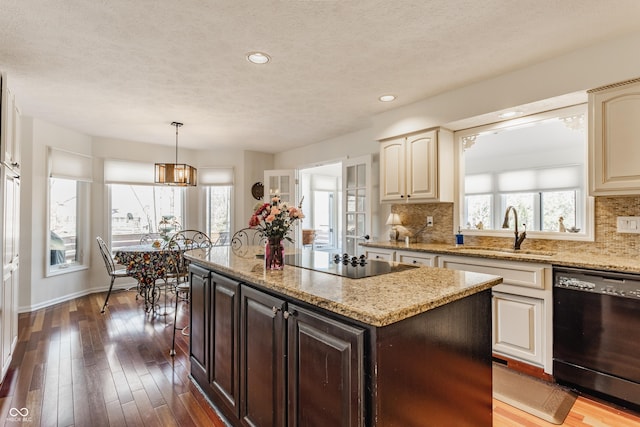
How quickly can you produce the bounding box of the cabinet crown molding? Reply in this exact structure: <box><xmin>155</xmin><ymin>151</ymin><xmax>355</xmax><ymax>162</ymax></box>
<box><xmin>588</xmin><ymin>77</ymin><xmax>640</xmax><ymax>93</ymax></box>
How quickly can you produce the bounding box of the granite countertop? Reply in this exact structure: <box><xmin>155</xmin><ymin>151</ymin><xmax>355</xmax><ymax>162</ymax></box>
<box><xmin>362</xmin><ymin>241</ymin><xmax>640</xmax><ymax>274</ymax></box>
<box><xmin>184</xmin><ymin>247</ymin><xmax>502</xmax><ymax>327</ymax></box>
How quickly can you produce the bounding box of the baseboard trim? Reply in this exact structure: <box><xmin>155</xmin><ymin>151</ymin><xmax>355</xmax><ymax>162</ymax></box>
<box><xmin>18</xmin><ymin>284</ymin><xmax>136</xmax><ymax>314</ymax></box>
<box><xmin>492</xmin><ymin>353</ymin><xmax>554</xmax><ymax>382</ymax></box>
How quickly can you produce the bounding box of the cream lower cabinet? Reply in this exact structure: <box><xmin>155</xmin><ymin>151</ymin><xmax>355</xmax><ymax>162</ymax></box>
<box><xmin>589</xmin><ymin>78</ymin><xmax>640</xmax><ymax>195</ymax></box>
<box><xmin>379</xmin><ymin>128</ymin><xmax>453</xmax><ymax>203</ymax></box>
<box><xmin>438</xmin><ymin>255</ymin><xmax>553</xmax><ymax>374</ymax></box>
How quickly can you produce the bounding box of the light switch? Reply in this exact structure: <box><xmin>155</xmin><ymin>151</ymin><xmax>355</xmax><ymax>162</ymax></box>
<box><xmin>617</xmin><ymin>216</ymin><xmax>640</xmax><ymax>234</ymax></box>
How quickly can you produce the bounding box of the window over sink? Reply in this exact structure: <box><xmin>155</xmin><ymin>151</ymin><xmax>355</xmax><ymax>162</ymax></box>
<box><xmin>455</xmin><ymin>103</ymin><xmax>594</xmax><ymax>241</ymax></box>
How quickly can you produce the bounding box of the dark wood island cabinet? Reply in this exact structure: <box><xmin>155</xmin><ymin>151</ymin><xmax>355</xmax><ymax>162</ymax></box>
<box><xmin>185</xmin><ymin>248</ymin><xmax>501</xmax><ymax>427</ymax></box>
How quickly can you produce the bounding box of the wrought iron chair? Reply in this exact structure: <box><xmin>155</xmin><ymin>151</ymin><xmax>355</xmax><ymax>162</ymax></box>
<box><xmin>96</xmin><ymin>236</ymin><xmax>130</xmax><ymax>313</ymax></box>
<box><xmin>230</xmin><ymin>227</ymin><xmax>267</xmax><ymax>257</ymax></box>
<box><xmin>168</xmin><ymin>230</ymin><xmax>212</xmax><ymax>356</ymax></box>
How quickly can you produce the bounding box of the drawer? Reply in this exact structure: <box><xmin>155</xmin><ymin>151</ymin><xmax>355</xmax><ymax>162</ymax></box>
<box><xmin>438</xmin><ymin>255</ymin><xmax>548</xmax><ymax>290</ymax></box>
<box><xmin>396</xmin><ymin>251</ymin><xmax>436</xmax><ymax>267</ymax></box>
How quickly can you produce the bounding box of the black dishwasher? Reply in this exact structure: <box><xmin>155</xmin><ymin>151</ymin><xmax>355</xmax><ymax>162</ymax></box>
<box><xmin>553</xmin><ymin>266</ymin><xmax>640</xmax><ymax>408</ymax></box>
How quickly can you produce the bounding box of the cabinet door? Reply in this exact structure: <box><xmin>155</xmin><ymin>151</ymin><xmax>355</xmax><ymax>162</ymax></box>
<box><xmin>379</xmin><ymin>138</ymin><xmax>406</xmax><ymax>202</ymax></box>
<box><xmin>287</xmin><ymin>304</ymin><xmax>365</xmax><ymax>427</ymax></box>
<box><xmin>590</xmin><ymin>79</ymin><xmax>640</xmax><ymax>195</ymax></box>
<box><xmin>406</xmin><ymin>130</ymin><xmax>438</xmax><ymax>201</ymax></box>
<box><xmin>492</xmin><ymin>292</ymin><xmax>543</xmax><ymax>365</ymax></box>
<box><xmin>189</xmin><ymin>264</ymin><xmax>210</xmax><ymax>379</ymax></box>
<box><xmin>240</xmin><ymin>286</ymin><xmax>286</xmax><ymax>427</ymax></box>
<box><xmin>210</xmin><ymin>272</ymin><xmax>240</xmax><ymax>418</ymax></box>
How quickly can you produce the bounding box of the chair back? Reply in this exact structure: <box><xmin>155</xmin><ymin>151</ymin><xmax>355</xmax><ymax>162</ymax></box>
<box><xmin>96</xmin><ymin>236</ymin><xmax>116</xmax><ymax>275</ymax></box>
<box><xmin>231</xmin><ymin>227</ymin><xmax>267</xmax><ymax>257</ymax></box>
<box><xmin>165</xmin><ymin>229</ymin><xmax>212</xmax><ymax>250</ymax></box>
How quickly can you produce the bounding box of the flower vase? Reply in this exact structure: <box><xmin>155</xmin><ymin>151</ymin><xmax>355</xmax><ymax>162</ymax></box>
<box><xmin>265</xmin><ymin>238</ymin><xmax>285</xmax><ymax>270</ymax></box>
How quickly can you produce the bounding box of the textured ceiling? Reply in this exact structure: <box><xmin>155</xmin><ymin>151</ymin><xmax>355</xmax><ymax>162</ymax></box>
<box><xmin>1</xmin><ymin>0</ymin><xmax>640</xmax><ymax>152</ymax></box>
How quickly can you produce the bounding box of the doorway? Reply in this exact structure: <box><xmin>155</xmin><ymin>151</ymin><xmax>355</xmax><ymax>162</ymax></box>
<box><xmin>299</xmin><ymin>163</ymin><xmax>342</xmax><ymax>252</ymax></box>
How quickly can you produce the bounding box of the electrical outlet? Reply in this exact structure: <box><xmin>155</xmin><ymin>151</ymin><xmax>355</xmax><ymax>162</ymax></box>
<box><xmin>427</xmin><ymin>216</ymin><xmax>433</xmax><ymax>227</ymax></box>
<box><xmin>617</xmin><ymin>216</ymin><xmax>640</xmax><ymax>233</ymax></box>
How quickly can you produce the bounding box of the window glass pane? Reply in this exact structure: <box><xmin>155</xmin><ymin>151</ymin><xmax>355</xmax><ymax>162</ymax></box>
<box><xmin>49</xmin><ymin>178</ymin><xmax>78</xmax><ymax>266</ymax></box>
<box><xmin>346</xmin><ymin>190</ymin><xmax>356</xmax><ymax>212</ymax></box>
<box><xmin>356</xmin><ymin>164</ymin><xmax>366</xmax><ymax>187</ymax></box>
<box><xmin>346</xmin><ymin>165</ymin><xmax>356</xmax><ymax>188</ymax></box>
<box><xmin>356</xmin><ymin>189</ymin><xmax>365</xmax><ymax>212</ymax></box>
<box><xmin>542</xmin><ymin>190</ymin><xmax>577</xmax><ymax>232</ymax></box>
<box><xmin>465</xmin><ymin>194</ymin><xmax>492</xmax><ymax>230</ymax></box>
<box><xmin>346</xmin><ymin>213</ymin><xmax>355</xmax><ymax>236</ymax></box>
<box><xmin>503</xmin><ymin>193</ymin><xmax>535</xmax><ymax>231</ymax></box>
<box><xmin>280</xmin><ymin>176</ymin><xmax>290</xmax><ymax>194</ymax></box>
<box><xmin>206</xmin><ymin>186</ymin><xmax>232</xmax><ymax>244</ymax></box>
<box><xmin>110</xmin><ymin>184</ymin><xmax>184</xmax><ymax>249</ymax></box>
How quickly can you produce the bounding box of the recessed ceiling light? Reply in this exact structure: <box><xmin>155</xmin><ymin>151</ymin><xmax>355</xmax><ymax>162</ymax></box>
<box><xmin>379</xmin><ymin>95</ymin><xmax>396</xmax><ymax>102</ymax></box>
<box><xmin>247</xmin><ymin>52</ymin><xmax>271</xmax><ymax>64</ymax></box>
<box><xmin>498</xmin><ymin>110</ymin><xmax>523</xmax><ymax>119</ymax></box>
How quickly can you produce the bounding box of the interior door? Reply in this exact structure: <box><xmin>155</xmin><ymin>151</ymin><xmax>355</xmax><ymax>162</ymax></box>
<box><xmin>342</xmin><ymin>155</ymin><xmax>371</xmax><ymax>256</ymax></box>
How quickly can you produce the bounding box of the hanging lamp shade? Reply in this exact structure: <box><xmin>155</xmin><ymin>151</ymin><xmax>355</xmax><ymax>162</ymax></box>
<box><xmin>155</xmin><ymin>122</ymin><xmax>197</xmax><ymax>186</ymax></box>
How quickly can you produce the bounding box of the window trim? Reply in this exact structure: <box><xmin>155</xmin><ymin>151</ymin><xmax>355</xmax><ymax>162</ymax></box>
<box><xmin>454</xmin><ymin>104</ymin><xmax>595</xmax><ymax>242</ymax></box>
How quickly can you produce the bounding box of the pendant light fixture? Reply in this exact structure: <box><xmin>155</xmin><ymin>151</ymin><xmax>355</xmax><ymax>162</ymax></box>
<box><xmin>155</xmin><ymin>122</ymin><xmax>197</xmax><ymax>186</ymax></box>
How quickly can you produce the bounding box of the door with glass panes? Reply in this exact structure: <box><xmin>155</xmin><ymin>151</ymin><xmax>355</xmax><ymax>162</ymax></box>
<box><xmin>342</xmin><ymin>156</ymin><xmax>371</xmax><ymax>256</ymax></box>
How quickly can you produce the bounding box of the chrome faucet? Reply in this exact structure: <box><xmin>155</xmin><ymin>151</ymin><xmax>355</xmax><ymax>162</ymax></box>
<box><xmin>502</xmin><ymin>206</ymin><xmax>527</xmax><ymax>250</ymax></box>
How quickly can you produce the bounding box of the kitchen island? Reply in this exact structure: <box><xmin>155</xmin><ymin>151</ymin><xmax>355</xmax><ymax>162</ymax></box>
<box><xmin>184</xmin><ymin>247</ymin><xmax>502</xmax><ymax>427</ymax></box>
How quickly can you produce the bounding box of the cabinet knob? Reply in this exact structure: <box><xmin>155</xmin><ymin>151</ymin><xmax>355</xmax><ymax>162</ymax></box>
<box><xmin>283</xmin><ymin>310</ymin><xmax>297</xmax><ymax>319</ymax></box>
<box><xmin>400</xmin><ymin>195</ymin><xmax>404</xmax><ymax>198</ymax></box>
<box><xmin>272</xmin><ymin>306</ymin><xmax>281</xmax><ymax>315</ymax></box>
<box><xmin>412</xmin><ymin>260</ymin><xmax>418</xmax><ymax>264</ymax></box>
<box><xmin>407</xmin><ymin>194</ymin><xmax>411</xmax><ymax>198</ymax></box>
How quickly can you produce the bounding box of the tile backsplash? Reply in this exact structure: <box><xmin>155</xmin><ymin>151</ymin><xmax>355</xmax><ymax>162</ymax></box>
<box><xmin>392</xmin><ymin>196</ymin><xmax>640</xmax><ymax>258</ymax></box>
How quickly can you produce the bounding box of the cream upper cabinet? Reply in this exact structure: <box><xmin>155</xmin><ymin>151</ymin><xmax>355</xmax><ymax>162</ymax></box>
<box><xmin>589</xmin><ymin>78</ymin><xmax>640</xmax><ymax>195</ymax></box>
<box><xmin>379</xmin><ymin>128</ymin><xmax>453</xmax><ymax>203</ymax></box>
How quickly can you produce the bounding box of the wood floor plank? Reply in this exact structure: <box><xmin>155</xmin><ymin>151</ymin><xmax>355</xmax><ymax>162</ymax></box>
<box><xmin>131</xmin><ymin>388</ymin><xmax>164</xmax><ymax>427</ymax></box>
<box><xmin>1</xmin><ymin>290</ymin><xmax>638</xmax><ymax>427</ymax></box>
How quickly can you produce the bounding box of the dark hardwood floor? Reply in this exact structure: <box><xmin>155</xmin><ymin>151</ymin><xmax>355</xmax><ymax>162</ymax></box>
<box><xmin>0</xmin><ymin>287</ymin><xmax>638</xmax><ymax>426</ymax></box>
<box><xmin>0</xmin><ymin>288</ymin><xmax>226</xmax><ymax>426</ymax></box>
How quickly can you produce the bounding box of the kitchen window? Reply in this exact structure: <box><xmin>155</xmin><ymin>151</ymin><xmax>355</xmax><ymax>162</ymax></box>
<box><xmin>205</xmin><ymin>185</ymin><xmax>232</xmax><ymax>245</ymax></box>
<box><xmin>457</xmin><ymin>104</ymin><xmax>593</xmax><ymax>240</ymax></box>
<box><xmin>47</xmin><ymin>148</ymin><xmax>92</xmax><ymax>275</ymax></box>
<box><xmin>201</xmin><ymin>167</ymin><xmax>234</xmax><ymax>245</ymax></box>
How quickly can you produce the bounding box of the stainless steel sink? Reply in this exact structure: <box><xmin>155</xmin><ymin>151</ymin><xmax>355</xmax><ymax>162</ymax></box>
<box><xmin>449</xmin><ymin>246</ymin><xmax>555</xmax><ymax>257</ymax></box>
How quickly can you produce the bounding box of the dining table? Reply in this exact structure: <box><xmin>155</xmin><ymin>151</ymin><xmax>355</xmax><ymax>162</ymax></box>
<box><xmin>113</xmin><ymin>243</ymin><xmax>184</xmax><ymax>314</ymax></box>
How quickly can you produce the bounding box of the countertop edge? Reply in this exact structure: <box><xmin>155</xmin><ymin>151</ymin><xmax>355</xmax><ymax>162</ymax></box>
<box><xmin>184</xmin><ymin>250</ymin><xmax>501</xmax><ymax>327</ymax></box>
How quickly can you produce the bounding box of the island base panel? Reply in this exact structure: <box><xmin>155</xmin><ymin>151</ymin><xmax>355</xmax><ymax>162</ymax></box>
<box><xmin>374</xmin><ymin>289</ymin><xmax>493</xmax><ymax>426</ymax></box>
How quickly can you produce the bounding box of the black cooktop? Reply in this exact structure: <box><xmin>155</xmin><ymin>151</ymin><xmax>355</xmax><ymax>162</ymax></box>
<box><xmin>284</xmin><ymin>251</ymin><xmax>418</xmax><ymax>279</ymax></box>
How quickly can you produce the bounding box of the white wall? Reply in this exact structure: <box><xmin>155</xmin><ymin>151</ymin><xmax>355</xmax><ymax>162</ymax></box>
<box><xmin>21</xmin><ymin>118</ymin><xmax>96</xmax><ymax>311</ymax></box>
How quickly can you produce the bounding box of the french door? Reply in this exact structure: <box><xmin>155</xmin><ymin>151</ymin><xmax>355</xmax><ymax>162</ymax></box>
<box><xmin>342</xmin><ymin>155</ymin><xmax>372</xmax><ymax>256</ymax></box>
